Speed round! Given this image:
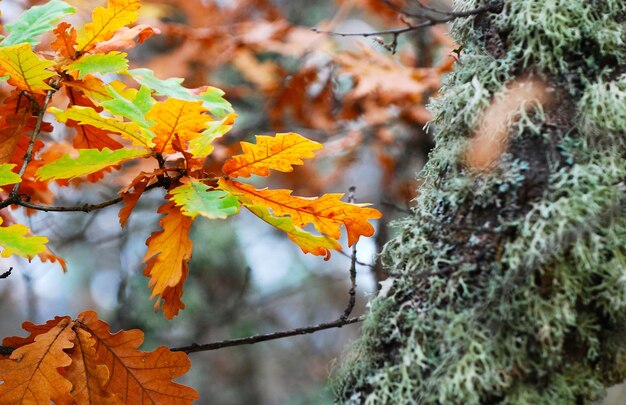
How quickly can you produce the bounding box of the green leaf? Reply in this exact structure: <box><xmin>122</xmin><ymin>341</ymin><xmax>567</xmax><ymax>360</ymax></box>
<box><xmin>0</xmin><ymin>220</ymin><xmax>48</xmax><ymax>259</ymax></box>
<box><xmin>64</xmin><ymin>51</ymin><xmax>128</xmax><ymax>79</ymax></box>
<box><xmin>188</xmin><ymin>118</ymin><xmax>234</xmax><ymax>158</ymax></box>
<box><xmin>36</xmin><ymin>148</ymin><xmax>149</xmax><ymax>180</ymax></box>
<box><xmin>169</xmin><ymin>180</ymin><xmax>240</xmax><ymax>219</ymax></box>
<box><xmin>128</xmin><ymin>68</ymin><xmax>234</xmax><ymax>118</ymax></box>
<box><xmin>2</xmin><ymin>0</ymin><xmax>76</xmax><ymax>46</ymax></box>
<box><xmin>101</xmin><ymin>85</ymin><xmax>155</xmax><ymax>128</ymax></box>
<box><xmin>0</xmin><ymin>164</ymin><xmax>21</xmax><ymax>186</ymax></box>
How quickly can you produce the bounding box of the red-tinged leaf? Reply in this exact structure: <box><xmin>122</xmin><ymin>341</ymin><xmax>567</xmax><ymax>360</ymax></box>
<box><xmin>76</xmin><ymin>0</ymin><xmax>141</xmax><ymax>54</ymax></box>
<box><xmin>77</xmin><ymin>311</ymin><xmax>199</xmax><ymax>404</ymax></box>
<box><xmin>118</xmin><ymin>171</ymin><xmax>157</xmax><ymax>228</ymax></box>
<box><xmin>219</xmin><ymin>178</ymin><xmax>382</xmax><ymax>246</ymax></box>
<box><xmin>0</xmin><ymin>318</ymin><xmax>75</xmax><ymax>405</ymax></box>
<box><xmin>0</xmin><ymin>91</ymin><xmax>35</xmax><ymax>163</ymax></box>
<box><xmin>65</xmin><ymin>328</ymin><xmax>121</xmax><ymax>405</ymax></box>
<box><xmin>91</xmin><ymin>25</ymin><xmax>158</xmax><ymax>54</ymax></box>
<box><xmin>65</xmin><ymin>87</ymin><xmax>124</xmax><ymax>150</ymax></box>
<box><xmin>0</xmin><ymin>44</ymin><xmax>56</xmax><ymax>94</ymax></box>
<box><xmin>51</xmin><ymin>21</ymin><xmax>77</xmax><ymax>59</ymax></box>
<box><xmin>147</xmin><ymin>98</ymin><xmax>210</xmax><ymax>154</ymax></box>
<box><xmin>142</xmin><ymin>201</ymin><xmax>193</xmax><ymax>318</ymax></box>
<box><xmin>222</xmin><ymin>132</ymin><xmax>322</xmax><ymax>178</ymax></box>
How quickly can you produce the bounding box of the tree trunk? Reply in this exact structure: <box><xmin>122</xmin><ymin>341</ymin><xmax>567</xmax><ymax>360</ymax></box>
<box><xmin>336</xmin><ymin>1</ymin><xmax>626</xmax><ymax>403</ymax></box>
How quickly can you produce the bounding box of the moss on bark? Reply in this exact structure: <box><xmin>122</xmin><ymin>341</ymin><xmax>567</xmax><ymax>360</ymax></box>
<box><xmin>335</xmin><ymin>1</ymin><xmax>626</xmax><ymax>403</ymax></box>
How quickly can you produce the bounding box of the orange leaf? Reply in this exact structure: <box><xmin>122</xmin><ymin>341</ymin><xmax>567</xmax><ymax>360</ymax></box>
<box><xmin>65</xmin><ymin>328</ymin><xmax>120</xmax><ymax>404</ymax></box>
<box><xmin>222</xmin><ymin>132</ymin><xmax>322</xmax><ymax>178</ymax></box>
<box><xmin>2</xmin><ymin>316</ymin><xmax>67</xmax><ymax>349</ymax></box>
<box><xmin>147</xmin><ymin>98</ymin><xmax>210</xmax><ymax>154</ymax></box>
<box><xmin>0</xmin><ymin>317</ymin><xmax>75</xmax><ymax>405</ymax></box>
<box><xmin>218</xmin><ymin>179</ymin><xmax>382</xmax><ymax>246</ymax></box>
<box><xmin>0</xmin><ymin>91</ymin><xmax>32</xmax><ymax>164</ymax></box>
<box><xmin>77</xmin><ymin>311</ymin><xmax>199</xmax><ymax>404</ymax></box>
<box><xmin>142</xmin><ymin>201</ymin><xmax>193</xmax><ymax>317</ymax></box>
<box><xmin>118</xmin><ymin>171</ymin><xmax>156</xmax><ymax>228</ymax></box>
<box><xmin>51</xmin><ymin>22</ymin><xmax>77</xmax><ymax>59</ymax></box>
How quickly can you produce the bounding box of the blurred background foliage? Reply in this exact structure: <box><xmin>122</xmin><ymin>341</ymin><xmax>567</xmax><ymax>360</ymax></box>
<box><xmin>0</xmin><ymin>0</ymin><xmax>457</xmax><ymax>403</ymax></box>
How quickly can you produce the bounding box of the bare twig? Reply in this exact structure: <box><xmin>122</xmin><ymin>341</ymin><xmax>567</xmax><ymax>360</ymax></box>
<box><xmin>171</xmin><ymin>316</ymin><xmax>363</xmax><ymax>354</ymax></box>
<box><xmin>0</xmin><ymin>267</ymin><xmax>13</xmax><ymax>279</ymax></box>
<box><xmin>312</xmin><ymin>1</ymin><xmax>502</xmax><ymax>53</ymax></box>
<box><xmin>10</xmin><ymin>90</ymin><xmax>54</xmax><ymax>196</ymax></box>
<box><xmin>0</xmin><ymin>181</ymin><xmax>162</xmax><ymax>212</ymax></box>
<box><xmin>342</xmin><ymin>186</ymin><xmax>358</xmax><ymax>320</ymax></box>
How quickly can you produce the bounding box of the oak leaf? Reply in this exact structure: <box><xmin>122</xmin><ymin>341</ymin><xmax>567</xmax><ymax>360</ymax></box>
<box><xmin>77</xmin><ymin>310</ymin><xmax>198</xmax><ymax>403</ymax></box>
<box><xmin>51</xmin><ymin>22</ymin><xmax>77</xmax><ymax>59</ymax></box>
<box><xmin>76</xmin><ymin>0</ymin><xmax>141</xmax><ymax>53</ymax></box>
<box><xmin>0</xmin><ymin>217</ymin><xmax>48</xmax><ymax>259</ymax></box>
<box><xmin>143</xmin><ymin>201</ymin><xmax>193</xmax><ymax>318</ymax></box>
<box><xmin>1</xmin><ymin>0</ymin><xmax>75</xmax><ymax>47</ymax></box>
<box><xmin>170</xmin><ymin>179</ymin><xmax>240</xmax><ymax>220</ymax></box>
<box><xmin>246</xmin><ymin>204</ymin><xmax>340</xmax><ymax>260</ymax></box>
<box><xmin>64</xmin><ymin>87</ymin><xmax>124</xmax><ymax>150</ymax></box>
<box><xmin>147</xmin><ymin>98</ymin><xmax>210</xmax><ymax>154</ymax></box>
<box><xmin>0</xmin><ymin>44</ymin><xmax>56</xmax><ymax>94</ymax></box>
<box><xmin>222</xmin><ymin>132</ymin><xmax>322</xmax><ymax>178</ymax></box>
<box><xmin>218</xmin><ymin>179</ymin><xmax>381</xmax><ymax>246</ymax></box>
<box><xmin>65</xmin><ymin>328</ymin><xmax>120</xmax><ymax>404</ymax></box>
<box><xmin>118</xmin><ymin>171</ymin><xmax>157</xmax><ymax>228</ymax></box>
<box><xmin>36</xmin><ymin>147</ymin><xmax>149</xmax><ymax>181</ymax></box>
<box><xmin>91</xmin><ymin>25</ymin><xmax>157</xmax><ymax>54</ymax></box>
<box><xmin>0</xmin><ymin>317</ymin><xmax>75</xmax><ymax>405</ymax></box>
<box><xmin>52</xmin><ymin>105</ymin><xmax>154</xmax><ymax>147</ymax></box>
<box><xmin>65</xmin><ymin>51</ymin><xmax>129</xmax><ymax>79</ymax></box>
<box><xmin>0</xmin><ymin>163</ymin><xmax>20</xmax><ymax>186</ymax></box>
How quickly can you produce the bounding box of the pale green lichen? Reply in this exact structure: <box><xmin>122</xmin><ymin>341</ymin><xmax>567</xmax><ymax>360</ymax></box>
<box><xmin>335</xmin><ymin>0</ymin><xmax>626</xmax><ymax>403</ymax></box>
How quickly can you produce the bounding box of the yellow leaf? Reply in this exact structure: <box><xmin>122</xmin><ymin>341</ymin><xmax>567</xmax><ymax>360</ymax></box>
<box><xmin>222</xmin><ymin>132</ymin><xmax>322</xmax><ymax>178</ymax></box>
<box><xmin>142</xmin><ymin>201</ymin><xmax>193</xmax><ymax>318</ymax></box>
<box><xmin>76</xmin><ymin>0</ymin><xmax>141</xmax><ymax>53</ymax></box>
<box><xmin>218</xmin><ymin>178</ymin><xmax>382</xmax><ymax>246</ymax></box>
<box><xmin>147</xmin><ymin>98</ymin><xmax>210</xmax><ymax>154</ymax></box>
<box><xmin>0</xmin><ymin>318</ymin><xmax>75</xmax><ymax>405</ymax></box>
<box><xmin>247</xmin><ymin>204</ymin><xmax>340</xmax><ymax>260</ymax></box>
<box><xmin>0</xmin><ymin>44</ymin><xmax>56</xmax><ymax>94</ymax></box>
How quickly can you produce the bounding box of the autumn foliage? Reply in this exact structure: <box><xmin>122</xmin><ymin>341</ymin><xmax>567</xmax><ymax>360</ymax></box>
<box><xmin>0</xmin><ymin>0</ymin><xmax>388</xmax><ymax>402</ymax></box>
<box><xmin>0</xmin><ymin>311</ymin><xmax>198</xmax><ymax>404</ymax></box>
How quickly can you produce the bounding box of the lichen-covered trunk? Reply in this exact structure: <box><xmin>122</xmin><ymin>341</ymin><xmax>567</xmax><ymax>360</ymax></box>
<box><xmin>336</xmin><ymin>1</ymin><xmax>626</xmax><ymax>403</ymax></box>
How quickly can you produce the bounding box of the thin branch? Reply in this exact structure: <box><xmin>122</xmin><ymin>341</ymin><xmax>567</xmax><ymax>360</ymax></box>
<box><xmin>11</xmin><ymin>90</ymin><xmax>54</xmax><ymax>196</ymax></box>
<box><xmin>0</xmin><ymin>267</ymin><xmax>13</xmax><ymax>279</ymax></box>
<box><xmin>312</xmin><ymin>1</ymin><xmax>502</xmax><ymax>52</ymax></box>
<box><xmin>0</xmin><ymin>181</ymin><xmax>162</xmax><ymax>212</ymax></box>
<box><xmin>171</xmin><ymin>316</ymin><xmax>363</xmax><ymax>354</ymax></box>
<box><xmin>342</xmin><ymin>186</ymin><xmax>358</xmax><ymax>320</ymax></box>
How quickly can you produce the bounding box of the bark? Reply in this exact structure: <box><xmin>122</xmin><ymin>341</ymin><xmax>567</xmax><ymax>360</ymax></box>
<box><xmin>335</xmin><ymin>1</ymin><xmax>626</xmax><ymax>403</ymax></box>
